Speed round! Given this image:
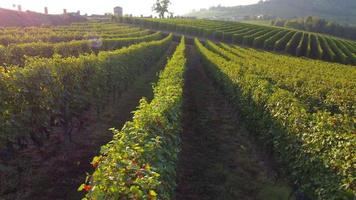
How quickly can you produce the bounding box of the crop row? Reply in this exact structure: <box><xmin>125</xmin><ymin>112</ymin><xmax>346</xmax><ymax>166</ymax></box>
<box><xmin>0</xmin><ymin>34</ymin><xmax>173</xmax><ymax>153</ymax></box>
<box><xmin>0</xmin><ymin>22</ymin><xmax>127</xmax><ymax>34</ymax></box>
<box><xmin>0</xmin><ymin>28</ymin><xmax>146</xmax><ymax>46</ymax></box>
<box><xmin>195</xmin><ymin>39</ymin><xmax>355</xmax><ymax>199</ymax></box>
<box><xmin>0</xmin><ymin>25</ymin><xmax>142</xmax><ymax>46</ymax></box>
<box><xmin>0</xmin><ymin>32</ymin><xmax>163</xmax><ymax>66</ymax></box>
<box><xmin>81</xmin><ymin>37</ymin><xmax>186</xmax><ymax>199</ymax></box>
<box><xmin>121</xmin><ymin>17</ymin><xmax>356</xmax><ymax>65</ymax></box>
<box><xmin>205</xmin><ymin>41</ymin><xmax>355</xmax><ymax>117</ymax></box>
<box><xmin>0</xmin><ymin>25</ymin><xmax>138</xmax><ymax>36</ymax></box>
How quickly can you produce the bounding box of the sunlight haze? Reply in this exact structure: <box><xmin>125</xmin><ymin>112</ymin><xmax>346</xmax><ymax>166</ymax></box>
<box><xmin>0</xmin><ymin>0</ymin><xmax>259</xmax><ymax>15</ymax></box>
<box><xmin>0</xmin><ymin>0</ymin><xmax>354</xmax><ymax>199</ymax></box>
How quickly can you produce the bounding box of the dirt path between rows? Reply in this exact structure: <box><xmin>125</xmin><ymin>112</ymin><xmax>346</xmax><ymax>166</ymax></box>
<box><xmin>175</xmin><ymin>45</ymin><xmax>294</xmax><ymax>200</ymax></box>
<box><xmin>0</xmin><ymin>44</ymin><xmax>177</xmax><ymax>200</ymax></box>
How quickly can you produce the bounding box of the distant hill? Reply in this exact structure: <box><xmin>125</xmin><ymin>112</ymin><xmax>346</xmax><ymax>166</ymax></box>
<box><xmin>0</xmin><ymin>8</ymin><xmax>86</xmax><ymax>27</ymax></box>
<box><xmin>186</xmin><ymin>0</ymin><xmax>356</xmax><ymax>25</ymax></box>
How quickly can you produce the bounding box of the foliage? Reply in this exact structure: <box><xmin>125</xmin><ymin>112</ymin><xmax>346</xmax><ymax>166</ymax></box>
<box><xmin>122</xmin><ymin>17</ymin><xmax>356</xmax><ymax>65</ymax></box>
<box><xmin>0</xmin><ymin>22</ymin><xmax>153</xmax><ymax>66</ymax></box>
<box><xmin>0</xmin><ymin>34</ymin><xmax>173</xmax><ymax>150</ymax></box>
<box><xmin>196</xmin><ymin>38</ymin><xmax>355</xmax><ymax>200</ymax></box>
<box><xmin>0</xmin><ymin>45</ymin><xmax>5</xmax><ymax>66</ymax></box>
<box><xmin>0</xmin><ymin>31</ymin><xmax>162</xmax><ymax>66</ymax></box>
<box><xmin>272</xmin><ymin>16</ymin><xmax>356</xmax><ymax>40</ymax></box>
<box><xmin>81</xmin><ymin>37</ymin><xmax>186</xmax><ymax>199</ymax></box>
<box><xmin>213</xmin><ymin>42</ymin><xmax>355</xmax><ymax>117</ymax></box>
<box><xmin>152</xmin><ymin>0</ymin><xmax>171</xmax><ymax>18</ymax></box>
<box><xmin>0</xmin><ymin>23</ymin><xmax>142</xmax><ymax>45</ymax></box>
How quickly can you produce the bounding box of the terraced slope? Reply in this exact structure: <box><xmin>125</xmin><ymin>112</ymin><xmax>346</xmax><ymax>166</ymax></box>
<box><xmin>121</xmin><ymin>17</ymin><xmax>356</xmax><ymax>65</ymax></box>
<box><xmin>0</xmin><ymin>23</ymin><xmax>161</xmax><ymax>66</ymax></box>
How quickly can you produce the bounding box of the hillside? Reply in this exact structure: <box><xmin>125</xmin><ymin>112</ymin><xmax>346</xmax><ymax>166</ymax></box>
<box><xmin>186</xmin><ymin>0</ymin><xmax>356</xmax><ymax>25</ymax></box>
<box><xmin>122</xmin><ymin>17</ymin><xmax>356</xmax><ymax>65</ymax></box>
<box><xmin>0</xmin><ymin>8</ymin><xmax>86</xmax><ymax>27</ymax></box>
<box><xmin>272</xmin><ymin>16</ymin><xmax>356</xmax><ymax>40</ymax></box>
<box><xmin>0</xmin><ymin>19</ymin><xmax>354</xmax><ymax>200</ymax></box>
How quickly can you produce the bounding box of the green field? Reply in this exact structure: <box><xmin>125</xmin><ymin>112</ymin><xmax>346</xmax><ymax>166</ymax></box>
<box><xmin>0</xmin><ymin>20</ymin><xmax>355</xmax><ymax>200</ymax></box>
<box><xmin>121</xmin><ymin>17</ymin><xmax>356</xmax><ymax>65</ymax></box>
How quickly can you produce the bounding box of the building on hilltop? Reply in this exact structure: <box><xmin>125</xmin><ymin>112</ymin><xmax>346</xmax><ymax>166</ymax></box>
<box><xmin>114</xmin><ymin>6</ymin><xmax>123</xmax><ymax>17</ymax></box>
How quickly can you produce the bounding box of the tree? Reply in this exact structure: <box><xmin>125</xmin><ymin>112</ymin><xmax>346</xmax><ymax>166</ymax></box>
<box><xmin>152</xmin><ymin>0</ymin><xmax>170</xmax><ymax>18</ymax></box>
<box><xmin>304</xmin><ymin>16</ymin><xmax>314</xmax><ymax>31</ymax></box>
<box><xmin>285</xmin><ymin>20</ymin><xmax>303</xmax><ymax>30</ymax></box>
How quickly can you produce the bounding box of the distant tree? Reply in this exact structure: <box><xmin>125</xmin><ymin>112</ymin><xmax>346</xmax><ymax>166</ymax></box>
<box><xmin>152</xmin><ymin>0</ymin><xmax>171</xmax><ymax>18</ymax></box>
<box><xmin>325</xmin><ymin>21</ymin><xmax>337</xmax><ymax>34</ymax></box>
<box><xmin>285</xmin><ymin>20</ymin><xmax>303</xmax><ymax>30</ymax></box>
<box><xmin>272</xmin><ymin>18</ymin><xmax>287</xmax><ymax>27</ymax></box>
<box><xmin>313</xmin><ymin>18</ymin><xmax>327</xmax><ymax>32</ymax></box>
<box><xmin>305</xmin><ymin>16</ymin><xmax>314</xmax><ymax>31</ymax></box>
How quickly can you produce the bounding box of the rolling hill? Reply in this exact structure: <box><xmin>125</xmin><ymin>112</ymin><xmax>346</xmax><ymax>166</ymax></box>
<box><xmin>186</xmin><ymin>0</ymin><xmax>356</xmax><ymax>25</ymax></box>
<box><xmin>0</xmin><ymin>8</ymin><xmax>86</xmax><ymax>27</ymax></box>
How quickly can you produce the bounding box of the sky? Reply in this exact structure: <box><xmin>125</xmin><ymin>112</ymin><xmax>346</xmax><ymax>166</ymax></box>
<box><xmin>0</xmin><ymin>0</ymin><xmax>259</xmax><ymax>16</ymax></box>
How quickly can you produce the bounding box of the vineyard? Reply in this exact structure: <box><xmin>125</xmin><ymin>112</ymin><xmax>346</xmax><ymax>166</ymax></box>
<box><xmin>120</xmin><ymin>17</ymin><xmax>356</xmax><ymax>65</ymax></box>
<box><xmin>0</xmin><ymin>19</ymin><xmax>355</xmax><ymax>200</ymax></box>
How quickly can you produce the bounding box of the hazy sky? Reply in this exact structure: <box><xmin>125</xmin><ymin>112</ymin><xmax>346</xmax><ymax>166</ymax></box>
<box><xmin>0</xmin><ymin>0</ymin><xmax>259</xmax><ymax>16</ymax></box>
